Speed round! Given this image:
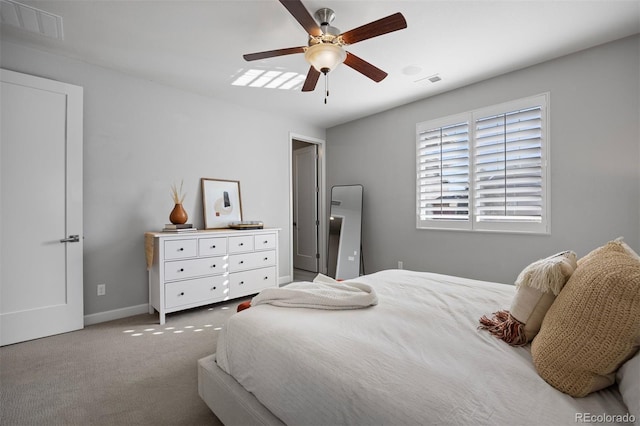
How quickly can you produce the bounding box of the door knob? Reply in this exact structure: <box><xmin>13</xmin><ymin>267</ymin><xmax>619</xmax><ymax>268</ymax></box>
<box><xmin>59</xmin><ymin>235</ymin><xmax>80</xmax><ymax>243</ymax></box>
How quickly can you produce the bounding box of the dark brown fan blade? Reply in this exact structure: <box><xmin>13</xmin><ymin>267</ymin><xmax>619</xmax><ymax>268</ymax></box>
<box><xmin>243</xmin><ymin>46</ymin><xmax>306</xmax><ymax>62</ymax></box>
<box><xmin>340</xmin><ymin>12</ymin><xmax>407</xmax><ymax>45</ymax></box>
<box><xmin>344</xmin><ymin>52</ymin><xmax>387</xmax><ymax>82</ymax></box>
<box><xmin>301</xmin><ymin>66</ymin><xmax>320</xmax><ymax>92</ymax></box>
<box><xmin>279</xmin><ymin>0</ymin><xmax>322</xmax><ymax>36</ymax></box>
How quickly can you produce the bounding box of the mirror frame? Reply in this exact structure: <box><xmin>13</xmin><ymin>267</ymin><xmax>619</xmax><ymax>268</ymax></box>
<box><xmin>328</xmin><ymin>184</ymin><xmax>363</xmax><ymax>280</ymax></box>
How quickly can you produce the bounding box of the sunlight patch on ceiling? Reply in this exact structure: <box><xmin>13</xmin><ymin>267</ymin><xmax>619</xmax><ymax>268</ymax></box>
<box><xmin>0</xmin><ymin>0</ymin><xmax>63</xmax><ymax>40</ymax></box>
<box><xmin>231</xmin><ymin>68</ymin><xmax>305</xmax><ymax>90</ymax></box>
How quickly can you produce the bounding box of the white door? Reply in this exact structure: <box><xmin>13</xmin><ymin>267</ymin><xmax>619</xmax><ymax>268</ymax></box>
<box><xmin>292</xmin><ymin>144</ymin><xmax>318</xmax><ymax>272</ymax></box>
<box><xmin>0</xmin><ymin>69</ymin><xmax>84</xmax><ymax>346</ymax></box>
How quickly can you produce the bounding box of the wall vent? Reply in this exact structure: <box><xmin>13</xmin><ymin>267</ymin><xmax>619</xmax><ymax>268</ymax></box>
<box><xmin>0</xmin><ymin>0</ymin><xmax>63</xmax><ymax>40</ymax></box>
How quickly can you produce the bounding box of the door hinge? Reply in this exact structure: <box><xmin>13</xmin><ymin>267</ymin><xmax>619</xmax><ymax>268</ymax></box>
<box><xmin>315</xmin><ymin>253</ymin><xmax>320</xmax><ymax>259</ymax></box>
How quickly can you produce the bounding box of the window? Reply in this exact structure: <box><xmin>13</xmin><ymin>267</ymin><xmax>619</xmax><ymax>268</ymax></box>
<box><xmin>416</xmin><ymin>94</ymin><xmax>549</xmax><ymax>234</ymax></box>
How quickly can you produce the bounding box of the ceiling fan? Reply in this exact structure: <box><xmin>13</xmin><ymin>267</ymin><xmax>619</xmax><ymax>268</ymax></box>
<box><xmin>243</xmin><ymin>0</ymin><xmax>407</xmax><ymax>100</ymax></box>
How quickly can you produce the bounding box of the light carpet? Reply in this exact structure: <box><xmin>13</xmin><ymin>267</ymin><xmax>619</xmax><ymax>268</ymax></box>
<box><xmin>0</xmin><ymin>298</ymin><xmax>247</xmax><ymax>425</ymax></box>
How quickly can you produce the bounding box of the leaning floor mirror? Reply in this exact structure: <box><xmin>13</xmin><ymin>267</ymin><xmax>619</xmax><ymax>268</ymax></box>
<box><xmin>328</xmin><ymin>184</ymin><xmax>363</xmax><ymax>280</ymax></box>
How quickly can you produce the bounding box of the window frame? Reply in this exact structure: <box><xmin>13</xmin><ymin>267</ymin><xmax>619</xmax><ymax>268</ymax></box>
<box><xmin>416</xmin><ymin>93</ymin><xmax>550</xmax><ymax>234</ymax></box>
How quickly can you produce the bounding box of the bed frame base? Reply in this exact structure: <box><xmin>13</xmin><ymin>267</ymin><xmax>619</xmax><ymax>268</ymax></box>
<box><xmin>197</xmin><ymin>353</ymin><xmax>284</xmax><ymax>426</ymax></box>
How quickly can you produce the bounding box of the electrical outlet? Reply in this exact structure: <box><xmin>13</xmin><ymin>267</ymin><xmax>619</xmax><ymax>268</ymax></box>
<box><xmin>398</xmin><ymin>261</ymin><xmax>404</xmax><ymax>269</ymax></box>
<box><xmin>97</xmin><ymin>284</ymin><xmax>106</xmax><ymax>296</ymax></box>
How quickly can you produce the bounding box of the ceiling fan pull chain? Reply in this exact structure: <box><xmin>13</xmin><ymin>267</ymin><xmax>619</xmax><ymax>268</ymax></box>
<box><xmin>324</xmin><ymin>73</ymin><xmax>329</xmax><ymax>104</ymax></box>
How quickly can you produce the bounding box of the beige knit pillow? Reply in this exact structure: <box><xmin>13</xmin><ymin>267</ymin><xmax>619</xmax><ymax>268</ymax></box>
<box><xmin>531</xmin><ymin>241</ymin><xmax>640</xmax><ymax>397</ymax></box>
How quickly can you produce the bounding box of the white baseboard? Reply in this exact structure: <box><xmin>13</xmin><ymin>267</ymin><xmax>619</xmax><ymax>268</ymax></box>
<box><xmin>86</xmin><ymin>277</ymin><xmax>294</xmax><ymax>324</ymax></box>
<box><xmin>84</xmin><ymin>303</ymin><xmax>150</xmax><ymax>326</ymax></box>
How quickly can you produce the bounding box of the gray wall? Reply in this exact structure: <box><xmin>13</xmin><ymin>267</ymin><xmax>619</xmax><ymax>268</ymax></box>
<box><xmin>2</xmin><ymin>34</ymin><xmax>638</xmax><ymax>319</ymax></box>
<box><xmin>326</xmin><ymin>35</ymin><xmax>640</xmax><ymax>284</ymax></box>
<box><xmin>1</xmin><ymin>41</ymin><xmax>324</xmax><ymax>318</ymax></box>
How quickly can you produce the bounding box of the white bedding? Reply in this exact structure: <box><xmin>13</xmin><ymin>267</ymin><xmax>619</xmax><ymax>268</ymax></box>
<box><xmin>251</xmin><ymin>277</ymin><xmax>378</xmax><ymax>310</ymax></box>
<box><xmin>216</xmin><ymin>269</ymin><xmax>629</xmax><ymax>425</ymax></box>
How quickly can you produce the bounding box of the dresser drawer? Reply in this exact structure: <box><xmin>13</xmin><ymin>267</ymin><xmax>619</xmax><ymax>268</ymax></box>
<box><xmin>228</xmin><ymin>235</ymin><xmax>254</xmax><ymax>253</ymax></box>
<box><xmin>228</xmin><ymin>250</ymin><xmax>276</xmax><ymax>272</ymax></box>
<box><xmin>164</xmin><ymin>239</ymin><xmax>197</xmax><ymax>260</ymax></box>
<box><xmin>165</xmin><ymin>275</ymin><xmax>229</xmax><ymax>309</ymax></box>
<box><xmin>254</xmin><ymin>233</ymin><xmax>277</xmax><ymax>251</ymax></box>
<box><xmin>199</xmin><ymin>237</ymin><xmax>227</xmax><ymax>257</ymax></box>
<box><xmin>164</xmin><ymin>256</ymin><xmax>227</xmax><ymax>281</ymax></box>
<box><xmin>229</xmin><ymin>266</ymin><xmax>277</xmax><ymax>298</ymax></box>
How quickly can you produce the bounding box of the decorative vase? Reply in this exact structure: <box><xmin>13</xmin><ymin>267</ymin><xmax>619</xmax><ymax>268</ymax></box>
<box><xmin>169</xmin><ymin>203</ymin><xmax>188</xmax><ymax>225</ymax></box>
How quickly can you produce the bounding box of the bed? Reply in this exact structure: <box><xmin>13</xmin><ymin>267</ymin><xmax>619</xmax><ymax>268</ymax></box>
<box><xmin>198</xmin><ymin>264</ymin><xmax>638</xmax><ymax>425</ymax></box>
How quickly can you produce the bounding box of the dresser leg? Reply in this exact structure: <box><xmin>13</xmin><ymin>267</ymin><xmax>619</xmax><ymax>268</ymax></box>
<box><xmin>159</xmin><ymin>313</ymin><xmax>165</xmax><ymax>325</ymax></box>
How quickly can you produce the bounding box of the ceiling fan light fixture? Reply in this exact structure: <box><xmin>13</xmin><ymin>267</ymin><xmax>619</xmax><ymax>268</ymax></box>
<box><xmin>304</xmin><ymin>43</ymin><xmax>346</xmax><ymax>74</ymax></box>
<box><xmin>242</xmin><ymin>1</ymin><xmax>407</xmax><ymax>95</ymax></box>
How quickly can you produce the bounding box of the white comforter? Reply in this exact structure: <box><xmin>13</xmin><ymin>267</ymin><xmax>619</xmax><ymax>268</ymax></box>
<box><xmin>216</xmin><ymin>269</ymin><xmax>628</xmax><ymax>425</ymax></box>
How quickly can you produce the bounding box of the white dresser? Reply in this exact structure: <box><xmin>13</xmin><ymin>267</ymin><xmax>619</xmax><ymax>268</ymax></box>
<box><xmin>147</xmin><ymin>228</ymin><xmax>279</xmax><ymax>324</ymax></box>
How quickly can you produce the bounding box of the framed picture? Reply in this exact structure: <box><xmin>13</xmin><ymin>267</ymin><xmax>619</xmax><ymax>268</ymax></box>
<box><xmin>201</xmin><ymin>178</ymin><xmax>243</xmax><ymax>229</ymax></box>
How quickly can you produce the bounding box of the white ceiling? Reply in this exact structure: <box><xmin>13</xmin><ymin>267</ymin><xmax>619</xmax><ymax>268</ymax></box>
<box><xmin>2</xmin><ymin>0</ymin><xmax>639</xmax><ymax>128</ymax></box>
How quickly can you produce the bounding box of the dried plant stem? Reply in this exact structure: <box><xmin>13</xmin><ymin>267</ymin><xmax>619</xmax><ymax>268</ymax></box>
<box><xmin>171</xmin><ymin>180</ymin><xmax>186</xmax><ymax>204</ymax></box>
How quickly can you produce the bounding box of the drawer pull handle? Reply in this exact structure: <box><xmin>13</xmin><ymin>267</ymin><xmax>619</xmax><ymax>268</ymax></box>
<box><xmin>239</xmin><ymin>261</ymin><xmax>244</xmax><ymax>264</ymax></box>
<box><xmin>264</xmin><ymin>257</ymin><xmax>268</xmax><ymax>261</ymax></box>
<box><xmin>264</xmin><ymin>276</ymin><xmax>269</xmax><ymax>280</ymax></box>
<box><xmin>179</xmin><ymin>268</ymin><xmax>184</xmax><ymax>272</ymax></box>
<box><xmin>239</xmin><ymin>242</ymin><xmax>244</xmax><ymax>246</ymax></box>
<box><xmin>263</xmin><ymin>240</ymin><xmax>268</xmax><ymax>244</ymax></box>
<box><xmin>178</xmin><ymin>248</ymin><xmax>184</xmax><ymax>251</ymax></box>
<box><xmin>179</xmin><ymin>292</ymin><xmax>184</xmax><ymax>296</ymax></box>
<box><xmin>239</xmin><ymin>281</ymin><xmax>244</xmax><ymax>285</ymax></box>
<box><xmin>211</xmin><ymin>286</ymin><xmax>217</xmax><ymax>290</ymax></box>
<box><xmin>211</xmin><ymin>264</ymin><xmax>216</xmax><ymax>268</ymax></box>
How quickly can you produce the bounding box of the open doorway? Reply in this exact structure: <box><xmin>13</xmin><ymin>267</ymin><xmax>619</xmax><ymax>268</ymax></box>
<box><xmin>289</xmin><ymin>134</ymin><xmax>326</xmax><ymax>283</ymax></box>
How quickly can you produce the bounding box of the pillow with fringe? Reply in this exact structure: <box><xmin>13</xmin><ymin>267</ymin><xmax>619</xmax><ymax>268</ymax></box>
<box><xmin>479</xmin><ymin>250</ymin><xmax>577</xmax><ymax>346</ymax></box>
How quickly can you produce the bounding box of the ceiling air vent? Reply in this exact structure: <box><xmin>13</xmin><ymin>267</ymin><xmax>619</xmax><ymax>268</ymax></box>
<box><xmin>414</xmin><ymin>74</ymin><xmax>442</xmax><ymax>84</ymax></box>
<box><xmin>0</xmin><ymin>0</ymin><xmax>63</xmax><ymax>40</ymax></box>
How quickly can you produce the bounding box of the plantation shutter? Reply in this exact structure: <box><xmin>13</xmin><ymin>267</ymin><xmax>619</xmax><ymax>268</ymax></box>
<box><xmin>417</xmin><ymin>120</ymin><xmax>470</xmax><ymax>223</ymax></box>
<box><xmin>474</xmin><ymin>105</ymin><xmax>543</xmax><ymax>223</ymax></box>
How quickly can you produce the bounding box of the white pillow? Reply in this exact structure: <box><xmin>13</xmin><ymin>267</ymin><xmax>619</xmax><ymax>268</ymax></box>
<box><xmin>612</xmin><ymin>237</ymin><xmax>638</xmax><ymax>422</ymax></box>
<box><xmin>617</xmin><ymin>352</ymin><xmax>640</xmax><ymax>425</ymax></box>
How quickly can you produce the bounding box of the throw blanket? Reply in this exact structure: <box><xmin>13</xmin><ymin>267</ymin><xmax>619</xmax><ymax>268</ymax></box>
<box><xmin>251</xmin><ymin>274</ymin><xmax>378</xmax><ymax>310</ymax></box>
